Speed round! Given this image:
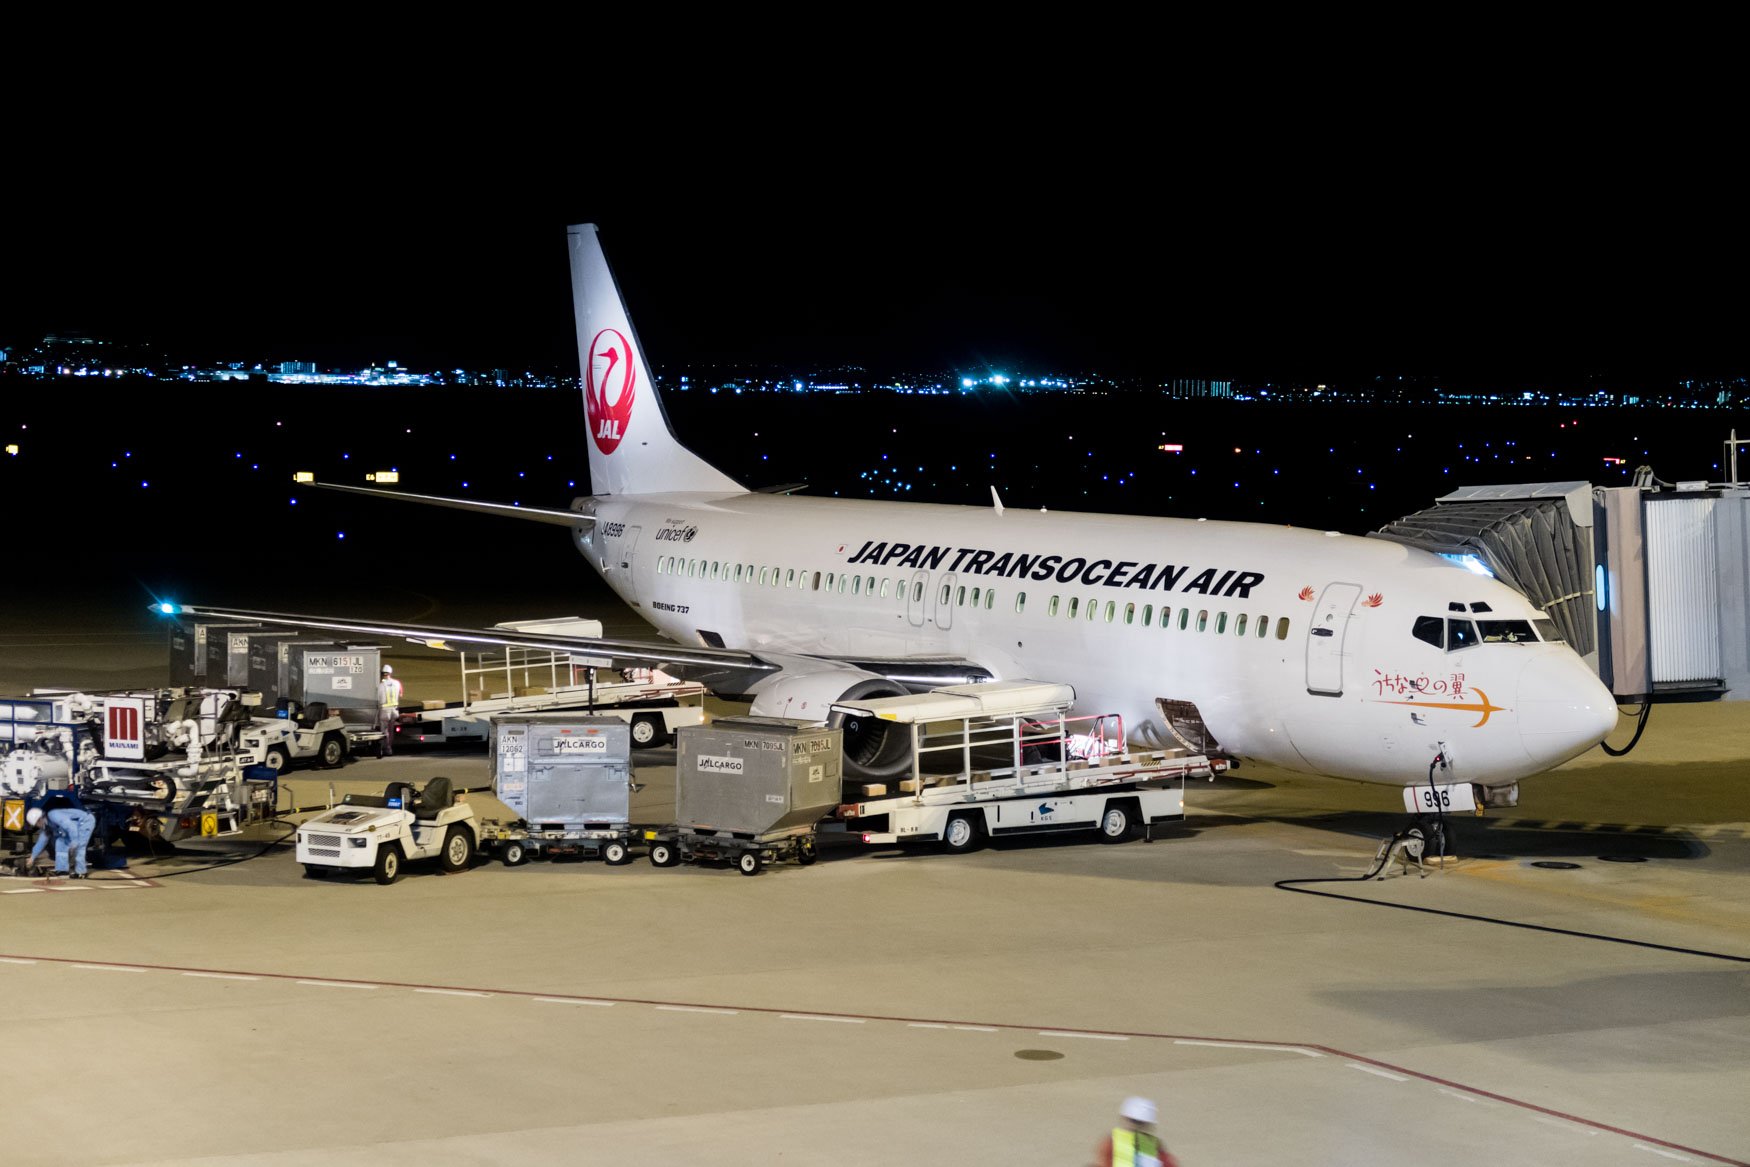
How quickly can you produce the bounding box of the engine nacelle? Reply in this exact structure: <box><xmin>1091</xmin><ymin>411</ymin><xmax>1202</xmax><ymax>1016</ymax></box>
<box><xmin>747</xmin><ymin>668</ymin><xmax>910</xmax><ymax>780</ymax></box>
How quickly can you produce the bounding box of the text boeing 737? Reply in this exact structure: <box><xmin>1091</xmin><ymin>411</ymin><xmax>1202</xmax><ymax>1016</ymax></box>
<box><xmin>181</xmin><ymin>223</ymin><xmax>1618</xmax><ymax>811</ymax></box>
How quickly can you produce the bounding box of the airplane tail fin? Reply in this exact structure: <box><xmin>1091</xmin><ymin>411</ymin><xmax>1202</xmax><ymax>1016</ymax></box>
<box><xmin>568</xmin><ymin>224</ymin><xmax>743</xmax><ymax>496</ymax></box>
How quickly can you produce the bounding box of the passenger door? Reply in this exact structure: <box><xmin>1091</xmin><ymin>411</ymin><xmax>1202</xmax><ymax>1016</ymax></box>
<box><xmin>1305</xmin><ymin>582</ymin><xmax>1362</xmax><ymax>697</ymax></box>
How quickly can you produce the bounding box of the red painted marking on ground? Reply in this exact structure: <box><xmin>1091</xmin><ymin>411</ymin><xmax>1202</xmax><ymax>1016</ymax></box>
<box><xmin>1</xmin><ymin>950</ymin><xmax>1742</xmax><ymax>1166</ymax></box>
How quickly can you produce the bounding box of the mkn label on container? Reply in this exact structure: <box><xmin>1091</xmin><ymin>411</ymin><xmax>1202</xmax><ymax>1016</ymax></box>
<box><xmin>696</xmin><ymin>754</ymin><xmax>745</xmax><ymax>775</ymax></box>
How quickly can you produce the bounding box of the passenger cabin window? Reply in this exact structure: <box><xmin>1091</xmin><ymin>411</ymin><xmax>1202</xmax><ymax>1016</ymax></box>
<box><xmin>1016</xmin><ymin>592</ymin><xmax>1027</xmax><ymax>614</ymax></box>
<box><xmin>1447</xmin><ymin>619</ymin><xmax>1477</xmax><ymax>649</ymax></box>
<box><xmin>1086</xmin><ymin>598</ymin><xmax>1098</xmax><ymax>621</ymax></box>
<box><xmin>852</xmin><ymin>575</ymin><xmax>862</xmax><ymax>595</ymax></box>
<box><xmin>1235</xmin><ymin>613</ymin><xmax>1247</xmax><ymax>636</ymax></box>
<box><xmin>1124</xmin><ymin>603</ymin><xmax>1136</xmax><ymax>625</ymax></box>
<box><xmin>786</xmin><ymin>568</ymin><xmax>796</xmax><ymax>587</ymax></box>
<box><xmin>1067</xmin><ymin>597</ymin><xmax>1079</xmax><ymax>619</ymax></box>
<box><xmin>879</xmin><ymin>578</ymin><xmax>890</xmax><ymax>598</ymax></box>
<box><xmin>1142</xmin><ymin>604</ymin><xmax>1153</xmax><ymax>626</ymax></box>
<box><xmin>1196</xmin><ymin>610</ymin><xmax>1208</xmax><ymax>632</ymax></box>
<box><xmin>939</xmin><ymin>583</ymin><xmax>951</xmax><ymax>605</ymax></box>
<box><xmin>1179</xmin><ymin>609</ymin><xmax>1190</xmax><ymax>631</ymax></box>
<box><xmin>758</xmin><ymin>567</ymin><xmax>769</xmax><ymax>585</ymax></box>
<box><xmin>912</xmin><ymin>581</ymin><xmax>924</xmax><ymax>602</ymax></box>
<box><xmin>1215</xmin><ymin>612</ymin><xmax>1227</xmax><ymax>634</ymax></box>
<box><xmin>956</xmin><ymin>586</ymin><xmax>966</xmax><ymax>606</ymax></box>
<box><xmin>838</xmin><ymin>575</ymin><xmax>848</xmax><ymax>594</ymax></box>
<box><xmin>1274</xmin><ymin>617</ymin><xmax>1289</xmax><ymax>640</ymax></box>
<box><xmin>866</xmin><ymin>576</ymin><xmax>875</xmax><ymax>594</ymax></box>
<box><xmin>1477</xmin><ymin>619</ymin><xmax>1535</xmax><ymax>643</ymax></box>
<box><xmin>1257</xmin><ymin>614</ymin><xmax>1268</xmax><ymax>638</ymax></box>
<box><xmin>985</xmin><ymin>590</ymin><xmax>994</xmax><ymax>610</ymax></box>
<box><xmin>1104</xmin><ymin>600</ymin><xmax>1116</xmax><ymax>623</ymax></box>
<box><xmin>1412</xmin><ymin>616</ymin><xmax>1444</xmax><ymax>648</ymax></box>
<box><xmin>1532</xmin><ymin>617</ymin><xmax>1562</xmax><ymax>643</ymax></box>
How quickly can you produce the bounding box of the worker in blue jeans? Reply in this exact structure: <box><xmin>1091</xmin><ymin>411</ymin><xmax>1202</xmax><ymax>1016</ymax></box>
<box><xmin>24</xmin><ymin>803</ymin><xmax>96</xmax><ymax>878</ymax></box>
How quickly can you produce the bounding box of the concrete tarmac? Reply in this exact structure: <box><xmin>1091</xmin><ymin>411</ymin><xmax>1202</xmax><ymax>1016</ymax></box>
<box><xmin>4</xmin><ymin>656</ymin><xmax>1749</xmax><ymax>1163</ymax></box>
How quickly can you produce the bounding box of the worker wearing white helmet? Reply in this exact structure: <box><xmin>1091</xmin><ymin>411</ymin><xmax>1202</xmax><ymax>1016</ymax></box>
<box><xmin>24</xmin><ymin>797</ymin><xmax>96</xmax><ymax>879</ymax></box>
<box><xmin>1091</xmin><ymin>1096</ymin><xmax>1176</xmax><ymax>1167</ymax></box>
<box><xmin>377</xmin><ymin>665</ymin><xmax>403</xmax><ymax>757</ymax></box>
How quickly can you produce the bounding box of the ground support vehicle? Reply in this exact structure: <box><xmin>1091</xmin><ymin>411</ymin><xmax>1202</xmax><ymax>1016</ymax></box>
<box><xmin>645</xmin><ymin>717</ymin><xmax>842</xmax><ymax>875</ymax></box>
<box><xmin>390</xmin><ymin>630</ymin><xmax>706</xmax><ymax>749</ymax></box>
<box><xmin>84</xmin><ymin>754</ymin><xmax>278</xmax><ymax>845</ymax></box>
<box><xmin>295</xmin><ymin>776</ymin><xmax>477</xmax><ymax>884</ymax></box>
<box><xmin>477</xmin><ymin>714</ymin><xmax>648</xmax><ymax>866</ymax></box>
<box><xmin>236</xmin><ymin>699</ymin><xmax>353</xmax><ymax>772</ymax></box>
<box><xmin>831</xmin><ymin>681</ymin><xmax>1225</xmax><ymax>852</ymax></box>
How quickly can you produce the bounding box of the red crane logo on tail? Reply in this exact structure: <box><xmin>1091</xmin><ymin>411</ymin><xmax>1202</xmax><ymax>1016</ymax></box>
<box><xmin>585</xmin><ymin>328</ymin><xmax>636</xmax><ymax>455</ymax></box>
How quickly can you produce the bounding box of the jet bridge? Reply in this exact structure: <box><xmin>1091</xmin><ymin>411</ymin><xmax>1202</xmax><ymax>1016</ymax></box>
<box><xmin>1375</xmin><ymin>479</ymin><xmax>1750</xmax><ymax>702</ymax></box>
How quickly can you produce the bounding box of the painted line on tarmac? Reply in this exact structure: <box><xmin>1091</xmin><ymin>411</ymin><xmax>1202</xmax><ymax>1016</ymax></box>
<box><xmin>184</xmin><ymin>972</ymin><xmax>259</xmax><ymax>981</ymax></box>
<box><xmin>781</xmin><ymin>1013</ymin><xmax>864</xmax><ymax>1024</ymax></box>
<box><xmin>1040</xmin><ymin>1030</ymin><xmax>1127</xmax><ymax>1041</ymax></box>
<box><xmin>1533</xmin><ymin>1115</ymin><xmax>1599</xmax><ymax>1136</ymax></box>
<box><xmin>415</xmin><ymin>988</ymin><xmax>491</xmax><ymax>998</ymax></box>
<box><xmin>2</xmin><ymin>949</ymin><xmax>1745</xmax><ymax>1167</ymax></box>
<box><xmin>1636</xmin><ymin>1144</ymin><xmax>1697</xmax><ymax>1162</ymax></box>
<box><xmin>1437</xmin><ymin>1087</ymin><xmax>1496</xmax><ymax>1105</ymax></box>
<box><xmin>534</xmin><ymin>997</ymin><xmax>615</xmax><ymax>1007</ymax></box>
<box><xmin>1175</xmin><ymin>1039</ymin><xmax>1322</xmax><ymax>1057</ymax></box>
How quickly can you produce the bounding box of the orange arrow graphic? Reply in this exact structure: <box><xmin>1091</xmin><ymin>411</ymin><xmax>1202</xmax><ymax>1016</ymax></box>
<box><xmin>1371</xmin><ymin>688</ymin><xmax>1504</xmax><ymax>728</ymax></box>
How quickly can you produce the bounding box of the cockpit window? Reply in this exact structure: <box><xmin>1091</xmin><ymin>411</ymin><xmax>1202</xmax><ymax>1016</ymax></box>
<box><xmin>1447</xmin><ymin>619</ymin><xmax>1478</xmax><ymax>649</ymax></box>
<box><xmin>1532</xmin><ymin>617</ymin><xmax>1562</xmax><ymax>643</ymax></box>
<box><xmin>1469</xmin><ymin>602</ymin><xmax>1493</xmax><ymax>613</ymax></box>
<box><xmin>1412</xmin><ymin>616</ymin><xmax>1444</xmax><ymax>648</ymax></box>
<box><xmin>1477</xmin><ymin>619</ymin><xmax>1536</xmax><ymax>643</ymax></box>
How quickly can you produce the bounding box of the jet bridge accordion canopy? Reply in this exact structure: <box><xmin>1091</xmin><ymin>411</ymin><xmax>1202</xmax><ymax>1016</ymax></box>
<box><xmin>1370</xmin><ymin>482</ymin><xmax>1596</xmax><ymax>657</ymax></box>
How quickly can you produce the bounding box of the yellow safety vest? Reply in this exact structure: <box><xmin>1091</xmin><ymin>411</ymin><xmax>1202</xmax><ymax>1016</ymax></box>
<box><xmin>1111</xmin><ymin>1127</ymin><xmax>1162</xmax><ymax>1166</ymax></box>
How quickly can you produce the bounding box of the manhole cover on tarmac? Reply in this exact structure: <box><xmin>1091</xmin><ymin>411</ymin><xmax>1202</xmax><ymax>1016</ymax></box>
<box><xmin>1530</xmin><ymin>861</ymin><xmax>1583</xmax><ymax>870</ymax></box>
<box><xmin>1598</xmin><ymin>854</ymin><xmax>1648</xmax><ymax>863</ymax></box>
<box><xmin>1014</xmin><ymin>1049</ymin><xmax>1065</xmax><ymax>1061</ymax></box>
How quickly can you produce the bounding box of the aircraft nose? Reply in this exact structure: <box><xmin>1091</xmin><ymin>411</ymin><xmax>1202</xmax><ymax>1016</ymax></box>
<box><xmin>1517</xmin><ymin>651</ymin><xmax>1619</xmax><ymax>769</ymax></box>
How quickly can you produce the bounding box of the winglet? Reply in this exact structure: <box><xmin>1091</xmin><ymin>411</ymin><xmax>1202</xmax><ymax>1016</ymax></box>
<box><xmin>990</xmin><ymin>486</ymin><xmax>1005</xmax><ymax>516</ymax></box>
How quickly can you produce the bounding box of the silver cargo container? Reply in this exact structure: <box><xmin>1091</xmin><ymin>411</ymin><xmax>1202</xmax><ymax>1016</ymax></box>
<box><xmin>169</xmin><ymin>621</ymin><xmax>259</xmax><ymax>687</ymax></box>
<box><xmin>676</xmin><ymin>717</ymin><xmax>842</xmax><ymax>837</ymax></box>
<box><xmin>494</xmin><ymin>715</ymin><xmax>638</xmax><ymax>827</ymax></box>
<box><xmin>296</xmin><ymin>645</ymin><xmax>380</xmax><ymax>725</ymax></box>
<box><xmin>244</xmin><ymin>634</ymin><xmax>325</xmax><ymax>707</ymax></box>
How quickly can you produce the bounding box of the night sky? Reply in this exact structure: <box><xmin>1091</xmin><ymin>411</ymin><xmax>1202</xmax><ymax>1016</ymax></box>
<box><xmin>6</xmin><ymin>141</ymin><xmax>1742</xmax><ymax>383</ymax></box>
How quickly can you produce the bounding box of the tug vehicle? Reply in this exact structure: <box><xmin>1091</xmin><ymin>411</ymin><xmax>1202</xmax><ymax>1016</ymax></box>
<box><xmin>295</xmin><ymin>776</ymin><xmax>476</xmax><ymax>884</ymax></box>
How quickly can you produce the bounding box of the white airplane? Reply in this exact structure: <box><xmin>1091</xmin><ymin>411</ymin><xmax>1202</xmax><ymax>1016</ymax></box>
<box><xmin>181</xmin><ymin>223</ymin><xmax>1618</xmax><ymax>814</ymax></box>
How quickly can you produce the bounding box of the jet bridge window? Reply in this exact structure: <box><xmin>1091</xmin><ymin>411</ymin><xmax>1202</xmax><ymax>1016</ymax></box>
<box><xmin>1477</xmin><ymin>619</ymin><xmax>1535</xmax><ymax>643</ymax></box>
<box><xmin>1412</xmin><ymin>616</ymin><xmax>1444</xmax><ymax>648</ymax></box>
<box><xmin>1448</xmin><ymin>619</ymin><xmax>1477</xmax><ymax>649</ymax></box>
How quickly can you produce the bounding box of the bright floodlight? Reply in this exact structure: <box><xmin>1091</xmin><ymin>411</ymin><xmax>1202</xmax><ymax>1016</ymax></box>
<box><xmin>1440</xmin><ymin>553</ymin><xmax>1494</xmax><ymax>577</ymax></box>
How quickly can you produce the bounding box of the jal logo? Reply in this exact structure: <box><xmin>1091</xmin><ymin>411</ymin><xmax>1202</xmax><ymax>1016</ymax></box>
<box><xmin>585</xmin><ymin>327</ymin><xmax>636</xmax><ymax>455</ymax></box>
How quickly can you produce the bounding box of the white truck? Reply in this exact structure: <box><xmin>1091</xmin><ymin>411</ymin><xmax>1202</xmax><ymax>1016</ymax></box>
<box><xmin>391</xmin><ymin>621</ymin><xmax>706</xmax><ymax>750</ymax></box>
<box><xmin>832</xmin><ymin>681</ymin><xmax>1225</xmax><ymax>852</ymax></box>
<box><xmin>295</xmin><ymin>775</ymin><xmax>477</xmax><ymax>884</ymax></box>
<box><xmin>236</xmin><ymin>699</ymin><xmax>351</xmax><ymax>772</ymax></box>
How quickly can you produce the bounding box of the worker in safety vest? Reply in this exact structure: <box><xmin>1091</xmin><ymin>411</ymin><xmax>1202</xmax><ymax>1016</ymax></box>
<box><xmin>1092</xmin><ymin>1096</ymin><xmax>1177</xmax><ymax>1167</ymax></box>
<box><xmin>377</xmin><ymin>665</ymin><xmax>403</xmax><ymax>756</ymax></box>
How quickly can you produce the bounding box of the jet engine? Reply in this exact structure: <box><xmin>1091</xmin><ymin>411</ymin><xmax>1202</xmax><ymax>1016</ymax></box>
<box><xmin>748</xmin><ymin>668</ymin><xmax>910</xmax><ymax>780</ymax></box>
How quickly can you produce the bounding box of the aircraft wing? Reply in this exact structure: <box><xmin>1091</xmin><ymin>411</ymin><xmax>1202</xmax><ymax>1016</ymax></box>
<box><xmin>314</xmin><ymin>483</ymin><xmax>590</xmax><ymax>527</ymax></box>
<box><xmin>168</xmin><ymin>604</ymin><xmax>776</xmax><ymax>688</ymax></box>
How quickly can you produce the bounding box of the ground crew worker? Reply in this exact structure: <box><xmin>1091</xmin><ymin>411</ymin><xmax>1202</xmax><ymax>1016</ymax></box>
<box><xmin>25</xmin><ymin>800</ymin><xmax>97</xmax><ymax>879</ymax></box>
<box><xmin>377</xmin><ymin>665</ymin><xmax>403</xmax><ymax>757</ymax></box>
<box><xmin>1092</xmin><ymin>1096</ymin><xmax>1177</xmax><ymax>1167</ymax></box>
